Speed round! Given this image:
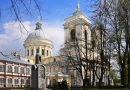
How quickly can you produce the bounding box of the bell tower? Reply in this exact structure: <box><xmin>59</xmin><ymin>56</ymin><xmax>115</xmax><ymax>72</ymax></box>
<box><xmin>63</xmin><ymin>0</ymin><xmax>92</xmax><ymax>57</ymax></box>
<box><xmin>64</xmin><ymin>1</ymin><xmax>91</xmax><ymax>45</ymax></box>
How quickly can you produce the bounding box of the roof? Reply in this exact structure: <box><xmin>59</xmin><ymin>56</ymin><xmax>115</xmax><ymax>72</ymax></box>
<box><xmin>64</xmin><ymin>0</ymin><xmax>91</xmax><ymax>26</ymax></box>
<box><xmin>26</xmin><ymin>28</ymin><xmax>48</xmax><ymax>40</ymax></box>
<box><xmin>25</xmin><ymin>22</ymin><xmax>50</xmax><ymax>42</ymax></box>
<box><xmin>24</xmin><ymin>22</ymin><xmax>53</xmax><ymax>46</ymax></box>
<box><xmin>0</xmin><ymin>52</ymin><xmax>32</xmax><ymax>65</ymax></box>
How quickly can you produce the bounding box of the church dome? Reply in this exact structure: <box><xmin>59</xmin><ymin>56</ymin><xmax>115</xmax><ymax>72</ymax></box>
<box><xmin>23</xmin><ymin>22</ymin><xmax>53</xmax><ymax>64</ymax></box>
<box><xmin>26</xmin><ymin>27</ymin><xmax>48</xmax><ymax>41</ymax></box>
<box><xmin>24</xmin><ymin>22</ymin><xmax>52</xmax><ymax>46</ymax></box>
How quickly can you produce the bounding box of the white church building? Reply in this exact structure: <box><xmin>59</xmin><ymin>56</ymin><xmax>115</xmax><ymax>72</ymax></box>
<box><xmin>23</xmin><ymin>1</ymin><xmax>111</xmax><ymax>87</ymax></box>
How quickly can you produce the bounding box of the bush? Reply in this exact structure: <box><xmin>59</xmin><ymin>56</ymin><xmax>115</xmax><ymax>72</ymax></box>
<box><xmin>52</xmin><ymin>80</ymin><xmax>69</xmax><ymax>90</ymax></box>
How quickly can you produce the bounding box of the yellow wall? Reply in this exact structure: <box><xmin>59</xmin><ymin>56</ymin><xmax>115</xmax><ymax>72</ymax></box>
<box><xmin>25</xmin><ymin>44</ymin><xmax>52</xmax><ymax>64</ymax></box>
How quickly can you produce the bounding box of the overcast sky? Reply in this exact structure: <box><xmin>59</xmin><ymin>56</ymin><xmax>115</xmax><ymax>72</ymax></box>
<box><xmin>0</xmin><ymin>0</ymin><xmax>96</xmax><ymax>56</ymax></box>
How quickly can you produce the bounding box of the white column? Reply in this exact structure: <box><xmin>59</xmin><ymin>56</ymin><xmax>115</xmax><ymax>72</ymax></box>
<box><xmin>28</xmin><ymin>47</ymin><xmax>31</xmax><ymax>56</ymax></box>
<box><xmin>64</xmin><ymin>28</ymin><xmax>67</xmax><ymax>43</ymax></box>
<box><xmin>12</xmin><ymin>78</ymin><xmax>14</xmax><ymax>86</ymax></box>
<box><xmin>39</xmin><ymin>46</ymin><xmax>41</xmax><ymax>55</ymax></box>
<box><xmin>25</xmin><ymin>48</ymin><xmax>27</xmax><ymax>56</ymax></box>
<box><xmin>25</xmin><ymin>48</ymin><xmax>26</xmax><ymax>56</ymax></box>
<box><xmin>34</xmin><ymin>46</ymin><xmax>36</xmax><ymax>56</ymax></box>
<box><xmin>66</xmin><ymin>29</ymin><xmax>70</xmax><ymax>42</ymax></box>
<box><xmin>51</xmin><ymin>49</ymin><xmax>52</xmax><ymax>56</ymax></box>
<box><xmin>76</xmin><ymin>24</ymin><xmax>82</xmax><ymax>39</ymax></box>
<box><xmin>44</xmin><ymin>46</ymin><xmax>46</xmax><ymax>57</ymax></box>
<box><xmin>12</xmin><ymin>64</ymin><xmax>14</xmax><ymax>73</ymax></box>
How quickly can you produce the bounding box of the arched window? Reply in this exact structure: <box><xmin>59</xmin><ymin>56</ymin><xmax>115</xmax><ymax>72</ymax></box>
<box><xmin>71</xmin><ymin>29</ymin><xmax>76</xmax><ymax>41</ymax></box>
<box><xmin>42</xmin><ymin>49</ymin><xmax>45</xmax><ymax>56</ymax></box>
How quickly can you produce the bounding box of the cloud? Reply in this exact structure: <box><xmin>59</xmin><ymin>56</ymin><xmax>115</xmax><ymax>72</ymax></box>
<box><xmin>0</xmin><ymin>21</ymin><xmax>32</xmax><ymax>55</ymax></box>
<box><xmin>44</xmin><ymin>23</ymin><xmax>65</xmax><ymax>55</ymax></box>
<box><xmin>0</xmin><ymin>21</ymin><xmax>65</xmax><ymax>56</ymax></box>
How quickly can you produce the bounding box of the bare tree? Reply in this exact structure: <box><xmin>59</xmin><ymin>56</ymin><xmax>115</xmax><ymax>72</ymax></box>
<box><xmin>0</xmin><ymin>0</ymin><xmax>42</xmax><ymax>32</ymax></box>
<box><xmin>0</xmin><ymin>0</ymin><xmax>42</xmax><ymax>54</ymax></box>
<box><xmin>61</xmin><ymin>24</ymin><xmax>109</xmax><ymax>88</ymax></box>
<box><xmin>61</xmin><ymin>35</ymin><xmax>94</xmax><ymax>87</ymax></box>
<box><xmin>94</xmin><ymin>0</ymin><xmax>130</xmax><ymax>87</ymax></box>
<box><xmin>92</xmin><ymin>22</ymin><xmax>108</xmax><ymax>87</ymax></box>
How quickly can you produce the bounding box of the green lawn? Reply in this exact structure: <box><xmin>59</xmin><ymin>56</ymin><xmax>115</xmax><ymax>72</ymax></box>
<box><xmin>88</xmin><ymin>88</ymin><xmax>129</xmax><ymax>90</ymax></box>
<box><xmin>10</xmin><ymin>88</ymin><xmax>130</xmax><ymax>90</ymax></box>
<box><xmin>70</xmin><ymin>88</ymin><xmax>129</xmax><ymax>90</ymax></box>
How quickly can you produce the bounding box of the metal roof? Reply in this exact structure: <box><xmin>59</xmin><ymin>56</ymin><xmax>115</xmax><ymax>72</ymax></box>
<box><xmin>0</xmin><ymin>53</ymin><xmax>32</xmax><ymax>65</ymax></box>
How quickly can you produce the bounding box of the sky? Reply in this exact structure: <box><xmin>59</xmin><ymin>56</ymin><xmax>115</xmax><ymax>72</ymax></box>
<box><xmin>0</xmin><ymin>0</ymin><xmax>96</xmax><ymax>56</ymax></box>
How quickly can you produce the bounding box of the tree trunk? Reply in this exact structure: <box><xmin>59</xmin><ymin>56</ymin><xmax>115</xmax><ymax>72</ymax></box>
<box><xmin>98</xmin><ymin>49</ymin><xmax>105</xmax><ymax>88</ymax></box>
<box><xmin>98</xmin><ymin>78</ymin><xmax>102</xmax><ymax>88</ymax></box>
<box><xmin>98</xmin><ymin>66</ymin><xmax>104</xmax><ymax>88</ymax></box>
<box><xmin>92</xmin><ymin>65</ymin><xmax>95</xmax><ymax>87</ymax></box>
<box><xmin>83</xmin><ymin>78</ymin><xmax>87</xmax><ymax>88</ymax></box>
<box><xmin>83</xmin><ymin>77</ymin><xmax>90</xmax><ymax>88</ymax></box>
<box><xmin>128</xmin><ymin>47</ymin><xmax>130</xmax><ymax>87</ymax></box>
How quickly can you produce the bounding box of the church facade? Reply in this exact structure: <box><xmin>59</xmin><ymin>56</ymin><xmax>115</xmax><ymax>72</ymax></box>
<box><xmin>24</xmin><ymin>1</ymin><xmax>111</xmax><ymax>87</ymax></box>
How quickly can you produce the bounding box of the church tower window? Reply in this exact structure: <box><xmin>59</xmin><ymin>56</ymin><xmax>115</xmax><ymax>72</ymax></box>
<box><xmin>54</xmin><ymin>58</ymin><xmax>56</xmax><ymax>62</ymax></box>
<box><xmin>47</xmin><ymin>50</ymin><xmax>48</xmax><ymax>56</ymax></box>
<box><xmin>84</xmin><ymin>30</ymin><xmax>87</xmax><ymax>41</ymax></box>
<box><xmin>71</xmin><ymin>29</ymin><xmax>76</xmax><ymax>41</ymax></box>
<box><xmin>31</xmin><ymin>49</ymin><xmax>34</xmax><ymax>56</ymax></box>
<box><xmin>42</xmin><ymin>49</ymin><xmax>45</xmax><ymax>56</ymax></box>
<box><xmin>27</xmin><ymin>49</ymin><xmax>29</xmax><ymax>56</ymax></box>
<box><xmin>36</xmin><ymin>48</ymin><xmax>39</xmax><ymax>54</ymax></box>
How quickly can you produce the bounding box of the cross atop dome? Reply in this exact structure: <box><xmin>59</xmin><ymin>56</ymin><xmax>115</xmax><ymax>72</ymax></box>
<box><xmin>35</xmin><ymin>22</ymin><xmax>42</xmax><ymax>30</ymax></box>
<box><xmin>76</xmin><ymin>0</ymin><xmax>80</xmax><ymax>12</ymax></box>
<box><xmin>35</xmin><ymin>16</ymin><xmax>42</xmax><ymax>30</ymax></box>
<box><xmin>73</xmin><ymin>0</ymin><xmax>82</xmax><ymax>15</ymax></box>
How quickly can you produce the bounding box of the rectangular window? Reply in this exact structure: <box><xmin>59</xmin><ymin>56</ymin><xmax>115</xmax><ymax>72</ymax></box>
<box><xmin>31</xmin><ymin>49</ymin><xmax>34</xmax><ymax>55</ymax></box>
<box><xmin>14</xmin><ymin>79</ymin><xmax>19</xmax><ymax>84</ymax></box>
<box><xmin>26</xmin><ymin>78</ymin><xmax>30</xmax><ymax>84</ymax></box>
<box><xmin>21</xmin><ymin>79</ymin><xmax>24</xmax><ymax>84</ymax></box>
<box><xmin>20</xmin><ymin>67</ymin><xmax>24</xmax><ymax>74</ymax></box>
<box><xmin>14</xmin><ymin>66</ymin><xmax>19</xmax><ymax>73</ymax></box>
<box><xmin>7</xmin><ymin>66</ymin><xmax>12</xmax><ymax>73</ymax></box>
<box><xmin>0</xmin><ymin>65</ymin><xmax>5</xmax><ymax>72</ymax></box>
<box><xmin>47</xmin><ymin>50</ymin><xmax>48</xmax><ymax>56</ymax></box>
<box><xmin>26</xmin><ymin>68</ymin><xmax>30</xmax><ymax>75</ymax></box>
<box><xmin>0</xmin><ymin>78</ymin><xmax>5</xmax><ymax>84</ymax></box>
<box><xmin>8</xmin><ymin>78</ymin><xmax>12</xmax><ymax>84</ymax></box>
<box><xmin>27</xmin><ymin>49</ymin><xmax>29</xmax><ymax>56</ymax></box>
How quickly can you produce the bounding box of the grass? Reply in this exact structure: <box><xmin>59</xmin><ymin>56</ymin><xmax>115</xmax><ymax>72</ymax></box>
<box><xmin>68</xmin><ymin>88</ymin><xmax>130</xmax><ymax>90</ymax></box>
<box><xmin>72</xmin><ymin>88</ymin><xmax>130</xmax><ymax>90</ymax></box>
<box><xmin>6</xmin><ymin>88</ymin><xmax>130</xmax><ymax>90</ymax></box>
<box><xmin>48</xmin><ymin>88</ymin><xmax>129</xmax><ymax>90</ymax></box>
